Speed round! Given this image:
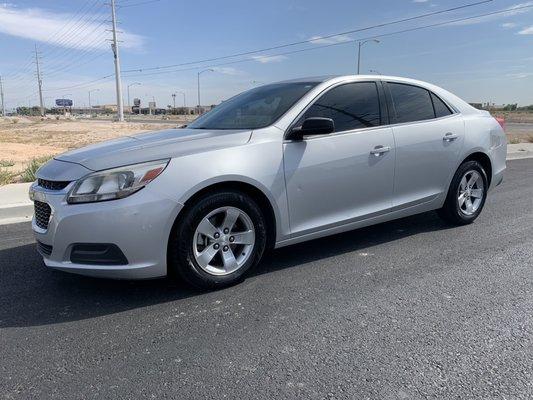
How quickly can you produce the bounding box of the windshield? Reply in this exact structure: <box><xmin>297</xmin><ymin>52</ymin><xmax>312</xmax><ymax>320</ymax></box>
<box><xmin>189</xmin><ymin>82</ymin><xmax>318</xmax><ymax>130</ymax></box>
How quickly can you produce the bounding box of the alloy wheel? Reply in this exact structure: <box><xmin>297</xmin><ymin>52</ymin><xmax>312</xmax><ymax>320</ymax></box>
<box><xmin>457</xmin><ymin>169</ymin><xmax>485</xmax><ymax>216</ymax></box>
<box><xmin>192</xmin><ymin>206</ymin><xmax>255</xmax><ymax>276</ymax></box>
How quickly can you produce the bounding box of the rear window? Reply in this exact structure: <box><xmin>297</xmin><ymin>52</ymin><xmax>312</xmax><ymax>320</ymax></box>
<box><xmin>388</xmin><ymin>83</ymin><xmax>435</xmax><ymax>123</ymax></box>
<box><xmin>431</xmin><ymin>92</ymin><xmax>453</xmax><ymax>118</ymax></box>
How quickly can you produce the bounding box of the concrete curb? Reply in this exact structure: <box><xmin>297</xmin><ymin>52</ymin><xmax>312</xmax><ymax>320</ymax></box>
<box><xmin>0</xmin><ymin>151</ymin><xmax>531</xmax><ymax>226</ymax></box>
<box><xmin>0</xmin><ymin>183</ymin><xmax>33</xmax><ymax>226</ymax></box>
<box><xmin>507</xmin><ymin>143</ymin><xmax>533</xmax><ymax>160</ymax></box>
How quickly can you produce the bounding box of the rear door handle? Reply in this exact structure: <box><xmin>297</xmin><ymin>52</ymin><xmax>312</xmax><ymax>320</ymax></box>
<box><xmin>370</xmin><ymin>145</ymin><xmax>391</xmax><ymax>156</ymax></box>
<box><xmin>443</xmin><ymin>132</ymin><xmax>458</xmax><ymax>141</ymax></box>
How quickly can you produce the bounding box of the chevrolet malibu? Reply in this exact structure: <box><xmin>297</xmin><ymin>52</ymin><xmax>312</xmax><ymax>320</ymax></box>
<box><xmin>30</xmin><ymin>75</ymin><xmax>506</xmax><ymax>288</ymax></box>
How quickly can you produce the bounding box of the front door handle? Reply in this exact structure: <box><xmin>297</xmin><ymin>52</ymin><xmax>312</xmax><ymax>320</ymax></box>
<box><xmin>443</xmin><ymin>132</ymin><xmax>459</xmax><ymax>142</ymax></box>
<box><xmin>370</xmin><ymin>145</ymin><xmax>391</xmax><ymax>156</ymax></box>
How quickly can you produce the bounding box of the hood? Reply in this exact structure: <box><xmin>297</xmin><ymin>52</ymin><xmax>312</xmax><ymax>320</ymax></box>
<box><xmin>55</xmin><ymin>128</ymin><xmax>252</xmax><ymax>171</ymax></box>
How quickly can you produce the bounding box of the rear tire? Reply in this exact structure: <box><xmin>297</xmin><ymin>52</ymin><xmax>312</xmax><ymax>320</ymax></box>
<box><xmin>169</xmin><ymin>191</ymin><xmax>267</xmax><ymax>289</ymax></box>
<box><xmin>438</xmin><ymin>160</ymin><xmax>488</xmax><ymax>225</ymax></box>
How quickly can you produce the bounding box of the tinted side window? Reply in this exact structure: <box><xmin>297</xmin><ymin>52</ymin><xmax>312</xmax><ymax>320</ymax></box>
<box><xmin>388</xmin><ymin>83</ymin><xmax>435</xmax><ymax>123</ymax></box>
<box><xmin>301</xmin><ymin>82</ymin><xmax>381</xmax><ymax>132</ymax></box>
<box><xmin>431</xmin><ymin>92</ymin><xmax>453</xmax><ymax>118</ymax></box>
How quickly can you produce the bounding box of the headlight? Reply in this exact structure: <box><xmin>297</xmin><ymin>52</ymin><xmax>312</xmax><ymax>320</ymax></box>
<box><xmin>67</xmin><ymin>159</ymin><xmax>169</xmax><ymax>204</ymax></box>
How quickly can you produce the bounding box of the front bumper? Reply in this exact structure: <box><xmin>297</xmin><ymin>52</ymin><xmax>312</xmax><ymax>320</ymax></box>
<box><xmin>30</xmin><ymin>182</ymin><xmax>183</xmax><ymax>279</ymax></box>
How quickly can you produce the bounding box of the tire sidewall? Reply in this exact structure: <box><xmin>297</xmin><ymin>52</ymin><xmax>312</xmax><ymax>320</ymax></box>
<box><xmin>171</xmin><ymin>191</ymin><xmax>267</xmax><ymax>288</ymax></box>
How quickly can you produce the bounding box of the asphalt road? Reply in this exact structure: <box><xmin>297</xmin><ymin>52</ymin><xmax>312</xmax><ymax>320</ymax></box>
<box><xmin>1</xmin><ymin>159</ymin><xmax>532</xmax><ymax>399</ymax></box>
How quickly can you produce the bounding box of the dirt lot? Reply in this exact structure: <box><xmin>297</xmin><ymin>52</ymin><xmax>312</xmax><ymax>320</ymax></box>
<box><xmin>1</xmin><ymin>112</ymin><xmax>532</xmax><ymax>185</ymax></box>
<box><xmin>0</xmin><ymin>116</ymin><xmax>188</xmax><ymax>184</ymax></box>
<box><xmin>491</xmin><ymin>110</ymin><xmax>533</xmax><ymax>123</ymax></box>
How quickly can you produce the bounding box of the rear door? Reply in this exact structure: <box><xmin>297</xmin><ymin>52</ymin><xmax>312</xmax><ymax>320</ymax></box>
<box><xmin>283</xmin><ymin>81</ymin><xmax>395</xmax><ymax>236</ymax></box>
<box><xmin>384</xmin><ymin>82</ymin><xmax>464</xmax><ymax>207</ymax></box>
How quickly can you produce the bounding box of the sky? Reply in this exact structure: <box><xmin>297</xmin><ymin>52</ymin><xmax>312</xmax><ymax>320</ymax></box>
<box><xmin>0</xmin><ymin>0</ymin><xmax>532</xmax><ymax>110</ymax></box>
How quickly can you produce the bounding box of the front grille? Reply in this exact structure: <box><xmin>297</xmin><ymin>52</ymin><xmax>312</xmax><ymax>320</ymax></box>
<box><xmin>38</xmin><ymin>178</ymin><xmax>70</xmax><ymax>191</ymax></box>
<box><xmin>34</xmin><ymin>201</ymin><xmax>51</xmax><ymax>230</ymax></box>
<box><xmin>36</xmin><ymin>241</ymin><xmax>53</xmax><ymax>256</ymax></box>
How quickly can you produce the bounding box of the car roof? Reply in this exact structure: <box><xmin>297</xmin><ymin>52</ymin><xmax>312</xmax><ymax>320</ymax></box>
<box><xmin>276</xmin><ymin>74</ymin><xmax>427</xmax><ymax>85</ymax></box>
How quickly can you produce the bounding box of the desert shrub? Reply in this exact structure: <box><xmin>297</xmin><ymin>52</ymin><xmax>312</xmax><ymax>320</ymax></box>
<box><xmin>21</xmin><ymin>155</ymin><xmax>53</xmax><ymax>182</ymax></box>
<box><xmin>0</xmin><ymin>159</ymin><xmax>15</xmax><ymax>167</ymax></box>
<box><xmin>0</xmin><ymin>169</ymin><xmax>14</xmax><ymax>185</ymax></box>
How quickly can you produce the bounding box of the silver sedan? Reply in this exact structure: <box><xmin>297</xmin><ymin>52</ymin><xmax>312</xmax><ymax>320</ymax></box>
<box><xmin>30</xmin><ymin>75</ymin><xmax>506</xmax><ymax>288</ymax></box>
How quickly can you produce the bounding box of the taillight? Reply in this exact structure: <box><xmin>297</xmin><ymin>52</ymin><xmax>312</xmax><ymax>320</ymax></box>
<box><xmin>495</xmin><ymin>117</ymin><xmax>505</xmax><ymax>132</ymax></box>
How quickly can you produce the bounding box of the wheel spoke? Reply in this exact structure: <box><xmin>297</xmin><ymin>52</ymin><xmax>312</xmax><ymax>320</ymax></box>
<box><xmin>231</xmin><ymin>230</ymin><xmax>254</xmax><ymax>245</ymax></box>
<box><xmin>467</xmin><ymin>171</ymin><xmax>479</xmax><ymax>188</ymax></box>
<box><xmin>222</xmin><ymin>208</ymin><xmax>240</xmax><ymax>232</ymax></box>
<box><xmin>196</xmin><ymin>218</ymin><xmax>219</xmax><ymax>239</ymax></box>
<box><xmin>196</xmin><ymin>245</ymin><xmax>219</xmax><ymax>268</ymax></box>
<box><xmin>465</xmin><ymin>199</ymin><xmax>474</xmax><ymax>214</ymax></box>
<box><xmin>458</xmin><ymin>192</ymin><xmax>467</xmax><ymax>207</ymax></box>
<box><xmin>470</xmin><ymin>188</ymin><xmax>483</xmax><ymax>198</ymax></box>
<box><xmin>221</xmin><ymin>248</ymin><xmax>238</xmax><ymax>271</ymax></box>
<box><xmin>460</xmin><ymin>176</ymin><xmax>468</xmax><ymax>190</ymax></box>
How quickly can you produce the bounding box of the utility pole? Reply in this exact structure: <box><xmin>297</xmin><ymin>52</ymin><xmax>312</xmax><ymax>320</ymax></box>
<box><xmin>0</xmin><ymin>76</ymin><xmax>5</xmax><ymax>117</ymax></box>
<box><xmin>34</xmin><ymin>44</ymin><xmax>45</xmax><ymax>116</ymax></box>
<box><xmin>357</xmin><ymin>39</ymin><xmax>380</xmax><ymax>75</ymax></box>
<box><xmin>110</xmin><ymin>0</ymin><xmax>124</xmax><ymax>121</ymax></box>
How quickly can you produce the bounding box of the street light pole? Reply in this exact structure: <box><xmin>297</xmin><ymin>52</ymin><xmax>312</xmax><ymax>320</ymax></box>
<box><xmin>127</xmin><ymin>82</ymin><xmax>141</xmax><ymax>108</ymax></box>
<box><xmin>357</xmin><ymin>39</ymin><xmax>380</xmax><ymax>74</ymax></box>
<box><xmin>0</xmin><ymin>75</ymin><xmax>5</xmax><ymax>117</ymax></box>
<box><xmin>197</xmin><ymin>69</ymin><xmax>213</xmax><ymax>114</ymax></box>
<box><xmin>176</xmin><ymin>91</ymin><xmax>186</xmax><ymax>107</ymax></box>
<box><xmin>88</xmin><ymin>89</ymin><xmax>99</xmax><ymax>108</ymax></box>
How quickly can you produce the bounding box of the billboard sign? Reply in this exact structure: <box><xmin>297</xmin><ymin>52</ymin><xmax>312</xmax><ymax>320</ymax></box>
<box><xmin>55</xmin><ymin>99</ymin><xmax>73</xmax><ymax>107</ymax></box>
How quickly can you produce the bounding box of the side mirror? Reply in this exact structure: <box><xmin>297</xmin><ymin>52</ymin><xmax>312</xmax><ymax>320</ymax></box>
<box><xmin>288</xmin><ymin>117</ymin><xmax>335</xmax><ymax>140</ymax></box>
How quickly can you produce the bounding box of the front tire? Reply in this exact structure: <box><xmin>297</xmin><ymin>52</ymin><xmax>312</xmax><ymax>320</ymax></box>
<box><xmin>169</xmin><ymin>191</ymin><xmax>267</xmax><ymax>289</ymax></box>
<box><xmin>438</xmin><ymin>160</ymin><xmax>488</xmax><ymax>225</ymax></box>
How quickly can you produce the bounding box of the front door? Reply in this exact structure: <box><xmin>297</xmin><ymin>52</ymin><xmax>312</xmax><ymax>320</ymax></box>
<box><xmin>283</xmin><ymin>81</ymin><xmax>395</xmax><ymax>236</ymax></box>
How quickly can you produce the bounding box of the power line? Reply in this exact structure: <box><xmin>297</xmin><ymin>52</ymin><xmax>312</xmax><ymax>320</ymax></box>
<box><xmin>11</xmin><ymin>1</ymin><xmax>530</xmax><ymax>100</ymax></box>
<box><xmin>118</xmin><ymin>0</ymin><xmax>161</xmax><ymax>8</ymax></box>
<box><xmin>42</xmin><ymin>74</ymin><xmax>115</xmax><ymax>92</ymax></box>
<box><xmin>40</xmin><ymin>0</ymin><xmax>105</xmax><ymax>58</ymax></box>
<box><xmin>121</xmin><ymin>0</ymin><xmax>493</xmax><ymax>73</ymax></box>
<box><xmin>122</xmin><ymin>3</ymin><xmax>533</xmax><ymax>80</ymax></box>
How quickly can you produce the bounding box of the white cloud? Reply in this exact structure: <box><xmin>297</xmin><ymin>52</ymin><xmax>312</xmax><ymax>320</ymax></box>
<box><xmin>518</xmin><ymin>25</ymin><xmax>533</xmax><ymax>34</ymax></box>
<box><xmin>212</xmin><ymin>67</ymin><xmax>242</xmax><ymax>75</ymax></box>
<box><xmin>250</xmin><ymin>55</ymin><xmax>288</xmax><ymax>64</ymax></box>
<box><xmin>0</xmin><ymin>4</ymin><xmax>144</xmax><ymax>51</ymax></box>
<box><xmin>501</xmin><ymin>22</ymin><xmax>517</xmax><ymax>28</ymax></box>
<box><xmin>308</xmin><ymin>34</ymin><xmax>352</xmax><ymax>45</ymax></box>
<box><xmin>413</xmin><ymin>0</ymin><xmax>429</xmax><ymax>3</ymax></box>
<box><xmin>447</xmin><ymin>1</ymin><xmax>533</xmax><ymax>26</ymax></box>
